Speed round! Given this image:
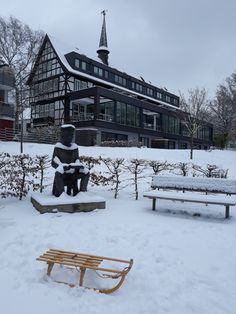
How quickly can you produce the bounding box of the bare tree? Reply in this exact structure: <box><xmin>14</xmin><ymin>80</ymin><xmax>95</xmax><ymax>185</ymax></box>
<box><xmin>209</xmin><ymin>72</ymin><xmax>236</xmax><ymax>149</ymax></box>
<box><xmin>179</xmin><ymin>87</ymin><xmax>209</xmax><ymax>159</ymax></box>
<box><xmin>0</xmin><ymin>16</ymin><xmax>44</xmax><ymax>133</ymax></box>
<box><xmin>100</xmin><ymin>157</ymin><xmax>125</xmax><ymax>199</ymax></box>
<box><xmin>126</xmin><ymin>158</ymin><xmax>147</xmax><ymax>200</ymax></box>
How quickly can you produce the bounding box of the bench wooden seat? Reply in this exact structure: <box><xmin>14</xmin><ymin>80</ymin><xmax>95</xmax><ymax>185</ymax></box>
<box><xmin>144</xmin><ymin>176</ymin><xmax>236</xmax><ymax>218</ymax></box>
<box><xmin>36</xmin><ymin>248</ymin><xmax>133</xmax><ymax>294</ymax></box>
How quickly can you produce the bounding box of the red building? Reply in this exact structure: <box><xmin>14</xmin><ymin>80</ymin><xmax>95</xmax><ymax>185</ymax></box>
<box><xmin>0</xmin><ymin>59</ymin><xmax>15</xmax><ymax>140</ymax></box>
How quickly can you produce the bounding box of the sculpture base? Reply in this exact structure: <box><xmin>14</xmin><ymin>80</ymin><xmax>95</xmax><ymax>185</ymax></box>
<box><xmin>31</xmin><ymin>191</ymin><xmax>106</xmax><ymax>214</ymax></box>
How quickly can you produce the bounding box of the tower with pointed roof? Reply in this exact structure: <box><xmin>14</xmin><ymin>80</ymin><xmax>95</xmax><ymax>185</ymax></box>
<box><xmin>97</xmin><ymin>10</ymin><xmax>109</xmax><ymax>65</ymax></box>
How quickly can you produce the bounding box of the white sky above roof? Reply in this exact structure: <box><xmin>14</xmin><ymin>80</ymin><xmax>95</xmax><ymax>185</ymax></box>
<box><xmin>1</xmin><ymin>0</ymin><xmax>236</xmax><ymax>98</ymax></box>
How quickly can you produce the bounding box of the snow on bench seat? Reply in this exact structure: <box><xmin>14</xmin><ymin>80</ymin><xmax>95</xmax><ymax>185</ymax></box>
<box><xmin>151</xmin><ymin>176</ymin><xmax>236</xmax><ymax>194</ymax></box>
<box><xmin>144</xmin><ymin>176</ymin><xmax>236</xmax><ymax>218</ymax></box>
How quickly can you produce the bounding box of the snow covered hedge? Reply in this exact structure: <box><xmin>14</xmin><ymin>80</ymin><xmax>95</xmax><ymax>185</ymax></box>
<box><xmin>0</xmin><ymin>153</ymin><xmax>50</xmax><ymax>199</ymax></box>
<box><xmin>0</xmin><ymin>152</ymin><xmax>229</xmax><ymax>200</ymax></box>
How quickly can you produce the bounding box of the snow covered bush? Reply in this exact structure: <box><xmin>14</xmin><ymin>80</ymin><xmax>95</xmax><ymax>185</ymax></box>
<box><xmin>79</xmin><ymin>155</ymin><xmax>100</xmax><ymax>170</ymax></box>
<box><xmin>0</xmin><ymin>154</ymin><xmax>39</xmax><ymax>200</ymax></box>
<box><xmin>173</xmin><ymin>162</ymin><xmax>192</xmax><ymax>176</ymax></box>
<box><xmin>100</xmin><ymin>157</ymin><xmax>125</xmax><ymax>198</ymax></box>
<box><xmin>192</xmin><ymin>164</ymin><xmax>228</xmax><ymax>178</ymax></box>
<box><xmin>0</xmin><ymin>153</ymin><xmax>51</xmax><ymax>199</ymax></box>
<box><xmin>148</xmin><ymin>160</ymin><xmax>170</xmax><ymax>175</ymax></box>
<box><xmin>126</xmin><ymin>158</ymin><xmax>147</xmax><ymax>200</ymax></box>
<box><xmin>34</xmin><ymin>155</ymin><xmax>51</xmax><ymax>193</ymax></box>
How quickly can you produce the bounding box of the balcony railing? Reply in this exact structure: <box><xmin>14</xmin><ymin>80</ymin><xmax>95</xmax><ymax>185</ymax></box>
<box><xmin>98</xmin><ymin>113</ymin><xmax>114</xmax><ymax>122</ymax></box>
<box><xmin>0</xmin><ymin>102</ymin><xmax>14</xmax><ymax>118</ymax></box>
<box><xmin>79</xmin><ymin>113</ymin><xmax>94</xmax><ymax>121</ymax></box>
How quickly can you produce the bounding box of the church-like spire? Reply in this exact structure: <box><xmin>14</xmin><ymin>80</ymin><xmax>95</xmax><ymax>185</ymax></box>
<box><xmin>97</xmin><ymin>10</ymin><xmax>109</xmax><ymax>65</ymax></box>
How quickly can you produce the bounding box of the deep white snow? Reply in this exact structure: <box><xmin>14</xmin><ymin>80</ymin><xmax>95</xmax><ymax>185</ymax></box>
<box><xmin>1</xmin><ymin>141</ymin><xmax>236</xmax><ymax>314</ymax></box>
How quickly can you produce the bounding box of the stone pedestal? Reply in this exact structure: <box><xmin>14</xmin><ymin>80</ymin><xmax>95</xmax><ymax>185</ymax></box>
<box><xmin>31</xmin><ymin>191</ymin><xmax>106</xmax><ymax>214</ymax></box>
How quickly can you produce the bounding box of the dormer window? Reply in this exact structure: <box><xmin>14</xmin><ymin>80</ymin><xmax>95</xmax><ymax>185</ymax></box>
<box><xmin>147</xmin><ymin>88</ymin><xmax>153</xmax><ymax>96</ymax></box>
<box><xmin>94</xmin><ymin>66</ymin><xmax>103</xmax><ymax>77</ymax></box>
<box><xmin>75</xmin><ymin>59</ymin><xmax>87</xmax><ymax>71</ymax></box>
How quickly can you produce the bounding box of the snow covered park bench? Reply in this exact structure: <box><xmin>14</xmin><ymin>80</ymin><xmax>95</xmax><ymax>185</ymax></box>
<box><xmin>37</xmin><ymin>249</ymin><xmax>133</xmax><ymax>294</ymax></box>
<box><xmin>143</xmin><ymin>176</ymin><xmax>236</xmax><ymax>218</ymax></box>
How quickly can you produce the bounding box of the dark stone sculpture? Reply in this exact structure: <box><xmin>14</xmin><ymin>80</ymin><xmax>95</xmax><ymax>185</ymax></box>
<box><xmin>51</xmin><ymin>125</ymin><xmax>90</xmax><ymax>197</ymax></box>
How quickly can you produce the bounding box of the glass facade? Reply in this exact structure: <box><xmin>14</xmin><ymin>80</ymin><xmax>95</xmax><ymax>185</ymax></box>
<box><xmin>99</xmin><ymin>98</ymin><xmax>115</xmax><ymax>122</ymax></box>
<box><xmin>71</xmin><ymin>97</ymin><xmax>95</xmax><ymax>121</ymax></box>
<box><xmin>162</xmin><ymin>114</ymin><xmax>180</xmax><ymax>135</ymax></box>
<box><xmin>143</xmin><ymin>110</ymin><xmax>161</xmax><ymax>131</ymax></box>
<box><xmin>116</xmin><ymin>102</ymin><xmax>140</xmax><ymax>127</ymax></box>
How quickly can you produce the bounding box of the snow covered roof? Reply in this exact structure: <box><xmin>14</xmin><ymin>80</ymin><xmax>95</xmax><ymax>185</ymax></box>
<box><xmin>61</xmin><ymin>124</ymin><xmax>75</xmax><ymax>129</ymax></box>
<box><xmin>48</xmin><ymin>35</ymin><xmax>181</xmax><ymax>112</ymax></box>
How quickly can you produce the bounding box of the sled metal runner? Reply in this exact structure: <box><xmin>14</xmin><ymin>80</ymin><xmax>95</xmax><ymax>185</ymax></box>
<box><xmin>36</xmin><ymin>248</ymin><xmax>133</xmax><ymax>294</ymax></box>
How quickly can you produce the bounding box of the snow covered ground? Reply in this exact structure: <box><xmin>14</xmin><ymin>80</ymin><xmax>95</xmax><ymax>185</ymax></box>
<box><xmin>1</xmin><ymin>141</ymin><xmax>236</xmax><ymax>314</ymax></box>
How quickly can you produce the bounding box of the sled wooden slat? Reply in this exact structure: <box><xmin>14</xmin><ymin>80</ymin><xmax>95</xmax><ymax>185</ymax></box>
<box><xmin>36</xmin><ymin>249</ymin><xmax>133</xmax><ymax>294</ymax></box>
<box><xmin>49</xmin><ymin>248</ymin><xmax>132</xmax><ymax>263</ymax></box>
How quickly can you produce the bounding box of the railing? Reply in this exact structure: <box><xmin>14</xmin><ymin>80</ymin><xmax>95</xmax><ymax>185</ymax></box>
<box><xmin>98</xmin><ymin>113</ymin><xmax>114</xmax><ymax>122</ymax></box>
<box><xmin>79</xmin><ymin>113</ymin><xmax>94</xmax><ymax>121</ymax></box>
<box><xmin>0</xmin><ymin>127</ymin><xmax>59</xmax><ymax>144</ymax></box>
<box><xmin>0</xmin><ymin>128</ymin><xmax>14</xmax><ymax>141</ymax></box>
<box><xmin>143</xmin><ymin>123</ymin><xmax>162</xmax><ymax>131</ymax></box>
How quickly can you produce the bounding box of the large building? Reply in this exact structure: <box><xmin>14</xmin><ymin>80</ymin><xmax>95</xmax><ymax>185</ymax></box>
<box><xmin>27</xmin><ymin>13</ymin><xmax>213</xmax><ymax>149</ymax></box>
<box><xmin>0</xmin><ymin>59</ymin><xmax>15</xmax><ymax>140</ymax></box>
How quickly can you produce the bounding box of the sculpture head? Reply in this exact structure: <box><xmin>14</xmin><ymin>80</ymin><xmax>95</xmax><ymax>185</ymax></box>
<box><xmin>60</xmin><ymin>124</ymin><xmax>75</xmax><ymax>147</ymax></box>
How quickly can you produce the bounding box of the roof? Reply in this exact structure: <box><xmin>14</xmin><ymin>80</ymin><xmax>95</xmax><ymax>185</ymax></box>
<box><xmin>29</xmin><ymin>34</ymin><xmax>181</xmax><ymax>111</ymax></box>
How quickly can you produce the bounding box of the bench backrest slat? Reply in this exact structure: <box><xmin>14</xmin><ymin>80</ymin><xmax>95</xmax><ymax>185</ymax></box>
<box><xmin>151</xmin><ymin>176</ymin><xmax>236</xmax><ymax>194</ymax></box>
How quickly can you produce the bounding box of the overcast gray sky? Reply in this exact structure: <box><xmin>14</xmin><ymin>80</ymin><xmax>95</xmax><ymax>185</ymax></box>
<box><xmin>1</xmin><ymin>0</ymin><xmax>235</xmax><ymax>97</ymax></box>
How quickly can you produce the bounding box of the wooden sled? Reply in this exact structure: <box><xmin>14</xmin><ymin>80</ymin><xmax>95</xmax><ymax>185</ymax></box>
<box><xmin>36</xmin><ymin>248</ymin><xmax>133</xmax><ymax>294</ymax></box>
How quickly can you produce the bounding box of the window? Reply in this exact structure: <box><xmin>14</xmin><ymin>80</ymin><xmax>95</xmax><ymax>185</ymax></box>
<box><xmin>136</xmin><ymin>83</ymin><xmax>142</xmax><ymax>92</ymax></box>
<box><xmin>75</xmin><ymin>59</ymin><xmax>80</xmax><ymax>68</ymax></box>
<box><xmin>162</xmin><ymin>114</ymin><xmax>180</xmax><ymax>134</ymax></box>
<box><xmin>104</xmin><ymin>70</ymin><xmax>108</xmax><ymax>79</ymax></box>
<box><xmin>116</xmin><ymin>102</ymin><xmax>140</xmax><ymax>127</ymax></box>
<box><xmin>99</xmin><ymin>100</ymin><xmax>115</xmax><ymax>122</ymax></box>
<box><xmin>81</xmin><ymin>61</ymin><xmax>86</xmax><ymax>71</ymax></box>
<box><xmin>114</xmin><ymin>74</ymin><xmax>126</xmax><ymax>86</ymax></box>
<box><xmin>156</xmin><ymin>91</ymin><xmax>162</xmax><ymax>99</ymax></box>
<box><xmin>147</xmin><ymin>88</ymin><xmax>153</xmax><ymax>96</ymax></box>
<box><xmin>173</xmin><ymin>98</ymin><xmax>178</xmax><ymax>106</ymax></box>
<box><xmin>75</xmin><ymin>59</ymin><xmax>86</xmax><ymax>71</ymax></box>
<box><xmin>143</xmin><ymin>110</ymin><xmax>160</xmax><ymax>131</ymax></box>
<box><xmin>94</xmin><ymin>66</ymin><xmax>103</xmax><ymax>77</ymax></box>
<box><xmin>131</xmin><ymin>82</ymin><xmax>143</xmax><ymax>92</ymax></box>
<box><xmin>166</xmin><ymin>96</ymin><xmax>170</xmax><ymax>102</ymax></box>
<box><xmin>74</xmin><ymin>79</ymin><xmax>93</xmax><ymax>91</ymax></box>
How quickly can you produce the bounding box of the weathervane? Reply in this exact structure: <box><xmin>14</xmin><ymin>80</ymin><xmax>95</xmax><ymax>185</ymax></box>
<box><xmin>101</xmin><ymin>10</ymin><xmax>108</xmax><ymax>16</ymax></box>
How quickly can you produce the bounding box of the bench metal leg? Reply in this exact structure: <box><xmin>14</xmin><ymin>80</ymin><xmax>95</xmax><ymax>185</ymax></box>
<box><xmin>225</xmin><ymin>205</ymin><xmax>230</xmax><ymax>219</ymax></box>
<box><xmin>152</xmin><ymin>199</ymin><xmax>156</xmax><ymax>211</ymax></box>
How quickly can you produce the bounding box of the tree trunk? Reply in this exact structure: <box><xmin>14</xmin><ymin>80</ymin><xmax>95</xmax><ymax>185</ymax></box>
<box><xmin>190</xmin><ymin>134</ymin><xmax>194</xmax><ymax>160</ymax></box>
